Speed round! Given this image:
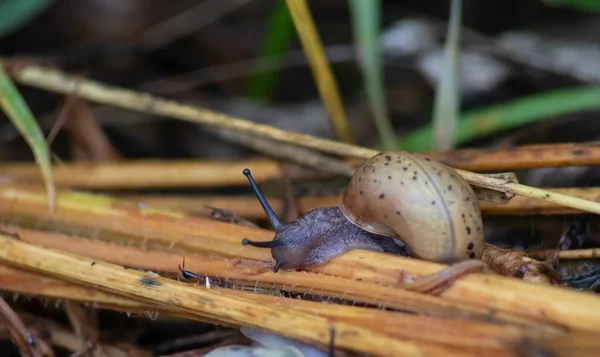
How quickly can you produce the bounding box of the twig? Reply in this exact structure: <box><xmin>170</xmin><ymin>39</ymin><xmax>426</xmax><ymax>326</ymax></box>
<box><xmin>207</xmin><ymin>127</ymin><xmax>354</xmax><ymax>176</ymax></box>
<box><xmin>137</xmin><ymin>0</ymin><xmax>253</xmax><ymax>50</ymax></box>
<box><xmin>63</xmin><ymin>301</ymin><xmax>105</xmax><ymax>357</ymax></box>
<box><xmin>530</xmin><ymin>248</ymin><xmax>600</xmax><ymax>260</ymax></box>
<box><xmin>45</xmin><ymin>76</ymin><xmax>83</xmax><ymax>146</ymax></box>
<box><xmin>558</xmin><ymin>248</ymin><xmax>600</xmax><ymax>259</ymax></box>
<box><xmin>0</xmin><ymin>295</ymin><xmax>41</xmax><ymax>357</ymax></box>
<box><xmin>5</xmin><ymin>61</ymin><xmax>600</xmax><ymax>214</ymax></box>
<box><xmin>279</xmin><ymin>162</ymin><xmax>300</xmax><ymax>222</ymax></box>
<box><xmin>137</xmin><ymin>44</ymin><xmax>356</xmax><ymax>94</ymax></box>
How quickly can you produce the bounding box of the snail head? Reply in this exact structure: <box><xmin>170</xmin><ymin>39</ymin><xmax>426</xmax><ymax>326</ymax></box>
<box><xmin>241</xmin><ymin>168</ymin><xmax>306</xmax><ymax>272</ymax></box>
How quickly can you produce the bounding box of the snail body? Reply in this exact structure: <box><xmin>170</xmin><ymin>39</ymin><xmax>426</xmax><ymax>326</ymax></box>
<box><xmin>241</xmin><ymin>151</ymin><xmax>484</xmax><ymax>272</ymax></box>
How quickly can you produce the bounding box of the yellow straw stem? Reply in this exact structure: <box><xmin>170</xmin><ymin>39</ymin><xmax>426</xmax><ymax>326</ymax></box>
<box><xmin>285</xmin><ymin>0</ymin><xmax>355</xmax><ymax>144</ymax></box>
<box><xmin>0</xmin><ymin>233</ymin><xmax>454</xmax><ymax>357</ymax></box>
<box><xmin>7</xmin><ymin>61</ymin><xmax>600</xmax><ymax>215</ymax></box>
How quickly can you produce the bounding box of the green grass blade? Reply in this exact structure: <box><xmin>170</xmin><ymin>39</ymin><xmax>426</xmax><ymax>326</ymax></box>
<box><xmin>348</xmin><ymin>0</ymin><xmax>396</xmax><ymax>151</ymax></box>
<box><xmin>0</xmin><ymin>63</ymin><xmax>54</xmax><ymax>211</ymax></box>
<box><xmin>431</xmin><ymin>0</ymin><xmax>462</xmax><ymax>151</ymax></box>
<box><xmin>542</xmin><ymin>0</ymin><xmax>600</xmax><ymax>12</ymax></box>
<box><xmin>398</xmin><ymin>84</ymin><xmax>600</xmax><ymax>152</ymax></box>
<box><xmin>0</xmin><ymin>0</ymin><xmax>52</xmax><ymax>37</ymax></box>
<box><xmin>245</xmin><ymin>0</ymin><xmax>295</xmax><ymax>102</ymax></box>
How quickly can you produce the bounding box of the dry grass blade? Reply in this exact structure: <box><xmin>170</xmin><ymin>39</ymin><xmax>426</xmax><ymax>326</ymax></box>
<box><xmin>6</xmin><ymin>61</ymin><xmax>365</xmax><ymax>158</ymax></box>
<box><xmin>6</xmin><ymin>61</ymin><xmax>600</xmax><ymax>214</ymax></box>
<box><xmin>0</xmin><ymin>158</ymin><xmax>289</xmax><ymax>189</ymax></box>
<box><xmin>530</xmin><ymin>248</ymin><xmax>600</xmax><ymax>260</ymax></box>
<box><xmin>432</xmin><ymin>0</ymin><xmax>461</xmax><ymax>151</ymax></box>
<box><xmin>0</xmin><ymin>265</ymin><xmax>238</xmax><ymax>327</ymax></box>
<box><xmin>0</xmin><ymin>262</ymin><xmax>568</xmax><ymax>356</ymax></box>
<box><xmin>0</xmin><ymin>232</ymin><xmax>481</xmax><ymax>357</ymax></box>
<box><xmin>4</xmin><ymin>141</ymin><xmax>600</xmax><ymax>190</ymax></box>
<box><xmin>63</xmin><ymin>301</ymin><xmax>103</xmax><ymax>356</ymax></box>
<box><xmin>120</xmin><ymin>186</ymin><xmax>600</xmax><ymax>219</ymax></box>
<box><xmin>456</xmin><ymin>168</ymin><xmax>600</xmax><ymax>214</ymax></box>
<box><xmin>1</xmin><ymin>184</ymin><xmax>600</xmax><ymax>333</ymax></box>
<box><xmin>0</xmin><ymin>224</ymin><xmax>545</xmax><ymax>327</ymax></box>
<box><xmin>428</xmin><ymin>142</ymin><xmax>600</xmax><ymax>171</ymax></box>
<box><xmin>0</xmin><ymin>63</ymin><xmax>54</xmax><ymax>212</ymax></box>
<box><xmin>558</xmin><ymin>248</ymin><xmax>600</xmax><ymax>259</ymax></box>
<box><xmin>478</xmin><ymin>187</ymin><xmax>600</xmax><ymax>215</ymax></box>
<box><xmin>348</xmin><ymin>0</ymin><xmax>396</xmax><ymax>151</ymax></box>
<box><xmin>0</xmin><ymin>295</ymin><xmax>41</xmax><ymax>357</ymax></box>
<box><xmin>284</xmin><ymin>0</ymin><xmax>354</xmax><ymax>144</ymax></box>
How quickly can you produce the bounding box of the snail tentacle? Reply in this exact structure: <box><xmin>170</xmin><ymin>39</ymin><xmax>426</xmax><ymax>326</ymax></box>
<box><xmin>243</xmin><ymin>168</ymin><xmax>281</xmax><ymax>229</ymax></box>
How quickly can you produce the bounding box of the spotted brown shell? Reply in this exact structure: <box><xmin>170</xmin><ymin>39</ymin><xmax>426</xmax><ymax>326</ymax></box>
<box><xmin>339</xmin><ymin>151</ymin><xmax>484</xmax><ymax>264</ymax></box>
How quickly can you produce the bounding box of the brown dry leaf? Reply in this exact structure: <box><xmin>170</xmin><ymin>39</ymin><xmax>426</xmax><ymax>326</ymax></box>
<box><xmin>482</xmin><ymin>243</ymin><xmax>563</xmax><ymax>285</ymax></box>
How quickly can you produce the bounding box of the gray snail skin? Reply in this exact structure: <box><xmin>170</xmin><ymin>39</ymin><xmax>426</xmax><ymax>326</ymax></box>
<box><xmin>241</xmin><ymin>151</ymin><xmax>484</xmax><ymax>273</ymax></box>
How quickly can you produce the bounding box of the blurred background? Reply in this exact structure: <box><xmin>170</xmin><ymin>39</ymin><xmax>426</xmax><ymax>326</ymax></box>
<box><xmin>1</xmin><ymin>0</ymin><xmax>600</xmax><ymax>356</ymax></box>
<box><xmin>1</xmin><ymin>0</ymin><xmax>600</xmax><ymax>164</ymax></box>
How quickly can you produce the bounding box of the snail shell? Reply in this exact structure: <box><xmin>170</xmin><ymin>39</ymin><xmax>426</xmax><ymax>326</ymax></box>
<box><xmin>339</xmin><ymin>151</ymin><xmax>484</xmax><ymax>264</ymax></box>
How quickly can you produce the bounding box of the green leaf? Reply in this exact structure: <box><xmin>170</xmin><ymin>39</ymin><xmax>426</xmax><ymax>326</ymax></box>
<box><xmin>398</xmin><ymin>84</ymin><xmax>600</xmax><ymax>152</ymax></box>
<box><xmin>0</xmin><ymin>63</ymin><xmax>54</xmax><ymax>211</ymax></box>
<box><xmin>431</xmin><ymin>0</ymin><xmax>462</xmax><ymax>151</ymax></box>
<box><xmin>542</xmin><ymin>0</ymin><xmax>600</xmax><ymax>12</ymax></box>
<box><xmin>245</xmin><ymin>0</ymin><xmax>295</xmax><ymax>102</ymax></box>
<box><xmin>348</xmin><ymin>0</ymin><xmax>396</xmax><ymax>151</ymax></box>
<box><xmin>0</xmin><ymin>0</ymin><xmax>52</xmax><ymax>37</ymax></box>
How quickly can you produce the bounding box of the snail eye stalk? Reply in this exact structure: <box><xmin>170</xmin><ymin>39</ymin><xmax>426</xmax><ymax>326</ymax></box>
<box><xmin>243</xmin><ymin>168</ymin><xmax>281</xmax><ymax>229</ymax></box>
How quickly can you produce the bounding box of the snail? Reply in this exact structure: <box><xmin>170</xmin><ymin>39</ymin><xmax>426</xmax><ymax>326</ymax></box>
<box><xmin>241</xmin><ymin>151</ymin><xmax>485</xmax><ymax>274</ymax></box>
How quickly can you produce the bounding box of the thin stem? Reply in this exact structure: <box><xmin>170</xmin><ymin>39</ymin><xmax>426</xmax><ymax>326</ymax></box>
<box><xmin>8</xmin><ymin>61</ymin><xmax>600</xmax><ymax>215</ymax></box>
